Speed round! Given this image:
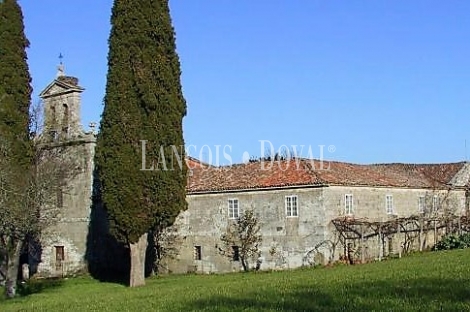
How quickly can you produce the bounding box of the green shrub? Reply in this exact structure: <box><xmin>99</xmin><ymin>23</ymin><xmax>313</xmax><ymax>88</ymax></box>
<box><xmin>433</xmin><ymin>233</ymin><xmax>470</xmax><ymax>251</ymax></box>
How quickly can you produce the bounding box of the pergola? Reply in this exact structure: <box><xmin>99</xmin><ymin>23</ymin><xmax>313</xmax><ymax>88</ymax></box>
<box><xmin>331</xmin><ymin>213</ymin><xmax>468</xmax><ymax>263</ymax></box>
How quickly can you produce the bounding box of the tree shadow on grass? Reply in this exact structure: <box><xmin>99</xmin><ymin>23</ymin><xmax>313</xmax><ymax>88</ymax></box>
<box><xmin>187</xmin><ymin>277</ymin><xmax>470</xmax><ymax>311</ymax></box>
<box><xmin>17</xmin><ymin>278</ymin><xmax>63</xmax><ymax>297</ymax></box>
<box><xmin>187</xmin><ymin>288</ymin><xmax>347</xmax><ymax>312</ymax></box>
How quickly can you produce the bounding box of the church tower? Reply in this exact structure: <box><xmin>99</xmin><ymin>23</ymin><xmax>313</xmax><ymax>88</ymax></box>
<box><xmin>34</xmin><ymin>63</ymin><xmax>96</xmax><ymax>277</ymax></box>
<box><xmin>39</xmin><ymin>62</ymin><xmax>85</xmax><ymax>140</ymax></box>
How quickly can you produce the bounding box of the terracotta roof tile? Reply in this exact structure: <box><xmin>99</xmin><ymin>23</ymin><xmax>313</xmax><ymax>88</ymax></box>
<box><xmin>187</xmin><ymin>159</ymin><xmax>322</xmax><ymax>193</ymax></box>
<box><xmin>316</xmin><ymin>161</ymin><xmax>465</xmax><ymax>188</ymax></box>
<box><xmin>187</xmin><ymin>158</ymin><xmax>467</xmax><ymax>193</ymax></box>
<box><xmin>186</xmin><ymin>156</ymin><xmax>209</xmax><ymax>169</ymax></box>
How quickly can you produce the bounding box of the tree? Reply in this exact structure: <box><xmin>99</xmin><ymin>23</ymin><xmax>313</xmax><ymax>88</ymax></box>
<box><xmin>0</xmin><ymin>0</ymin><xmax>32</xmax><ymax>298</ymax></box>
<box><xmin>221</xmin><ymin>210</ymin><xmax>263</xmax><ymax>272</ymax></box>
<box><xmin>0</xmin><ymin>99</ymin><xmax>78</xmax><ymax>297</ymax></box>
<box><xmin>96</xmin><ymin>0</ymin><xmax>187</xmax><ymax>287</ymax></box>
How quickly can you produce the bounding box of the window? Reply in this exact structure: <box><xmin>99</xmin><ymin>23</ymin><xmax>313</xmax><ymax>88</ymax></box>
<box><xmin>49</xmin><ymin>130</ymin><xmax>58</xmax><ymax>141</ymax></box>
<box><xmin>55</xmin><ymin>246</ymin><xmax>65</xmax><ymax>262</ymax></box>
<box><xmin>62</xmin><ymin>103</ymin><xmax>70</xmax><ymax>137</ymax></box>
<box><xmin>55</xmin><ymin>246</ymin><xmax>65</xmax><ymax>271</ymax></box>
<box><xmin>228</xmin><ymin>199</ymin><xmax>239</xmax><ymax>219</ymax></box>
<box><xmin>56</xmin><ymin>187</ymin><xmax>63</xmax><ymax>208</ymax></box>
<box><xmin>418</xmin><ymin>196</ymin><xmax>426</xmax><ymax>213</ymax></box>
<box><xmin>62</xmin><ymin>126</ymin><xmax>70</xmax><ymax>137</ymax></box>
<box><xmin>285</xmin><ymin>195</ymin><xmax>298</xmax><ymax>217</ymax></box>
<box><xmin>388</xmin><ymin>237</ymin><xmax>394</xmax><ymax>254</ymax></box>
<box><xmin>385</xmin><ymin>195</ymin><xmax>393</xmax><ymax>214</ymax></box>
<box><xmin>345</xmin><ymin>194</ymin><xmax>353</xmax><ymax>215</ymax></box>
<box><xmin>232</xmin><ymin>246</ymin><xmax>240</xmax><ymax>261</ymax></box>
<box><xmin>51</xmin><ymin>105</ymin><xmax>56</xmax><ymax>125</ymax></box>
<box><xmin>432</xmin><ymin>195</ymin><xmax>439</xmax><ymax>212</ymax></box>
<box><xmin>194</xmin><ymin>246</ymin><xmax>201</xmax><ymax>261</ymax></box>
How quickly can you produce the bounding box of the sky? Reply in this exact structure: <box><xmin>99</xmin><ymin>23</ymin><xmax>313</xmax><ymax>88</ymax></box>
<box><xmin>20</xmin><ymin>0</ymin><xmax>470</xmax><ymax>165</ymax></box>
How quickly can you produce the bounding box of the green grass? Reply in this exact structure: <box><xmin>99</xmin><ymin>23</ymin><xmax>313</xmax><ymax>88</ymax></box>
<box><xmin>2</xmin><ymin>249</ymin><xmax>470</xmax><ymax>311</ymax></box>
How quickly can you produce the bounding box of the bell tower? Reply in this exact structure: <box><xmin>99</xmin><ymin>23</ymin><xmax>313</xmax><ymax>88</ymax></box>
<box><xmin>39</xmin><ymin>61</ymin><xmax>85</xmax><ymax>140</ymax></box>
<box><xmin>34</xmin><ymin>60</ymin><xmax>97</xmax><ymax>277</ymax></box>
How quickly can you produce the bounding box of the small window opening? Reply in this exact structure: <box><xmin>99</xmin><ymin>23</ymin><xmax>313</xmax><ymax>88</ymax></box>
<box><xmin>232</xmin><ymin>246</ymin><xmax>240</xmax><ymax>261</ymax></box>
<box><xmin>194</xmin><ymin>246</ymin><xmax>202</xmax><ymax>261</ymax></box>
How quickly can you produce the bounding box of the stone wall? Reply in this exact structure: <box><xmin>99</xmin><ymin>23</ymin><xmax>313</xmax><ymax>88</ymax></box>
<box><xmin>41</xmin><ymin>77</ymin><xmax>84</xmax><ymax>139</ymax></box>
<box><xmin>324</xmin><ymin>185</ymin><xmax>467</xmax><ymax>261</ymax></box>
<box><xmin>35</xmin><ymin>137</ymin><xmax>96</xmax><ymax>277</ymax></box>
<box><xmin>166</xmin><ymin>186</ymin><xmax>330</xmax><ymax>274</ymax></box>
<box><xmin>164</xmin><ymin>185</ymin><xmax>468</xmax><ymax>274</ymax></box>
<box><xmin>324</xmin><ymin>185</ymin><xmax>466</xmax><ymax>221</ymax></box>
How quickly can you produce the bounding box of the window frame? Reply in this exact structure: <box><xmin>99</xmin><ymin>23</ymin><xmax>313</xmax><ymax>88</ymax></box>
<box><xmin>285</xmin><ymin>195</ymin><xmax>299</xmax><ymax>217</ymax></box>
<box><xmin>385</xmin><ymin>195</ymin><xmax>394</xmax><ymax>215</ymax></box>
<box><xmin>345</xmin><ymin>194</ymin><xmax>354</xmax><ymax>215</ymax></box>
<box><xmin>55</xmin><ymin>246</ymin><xmax>65</xmax><ymax>262</ymax></box>
<box><xmin>432</xmin><ymin>195</ymin><xmax>439</xmax><ymax>212</ymax></box>
<box><xmin>418</xmin><ymin>196</ymin><xmax>426</xmax><ymax>213</ymax></box>
<box><xmin>194</xmin><ymin>246</ymin><xmax>202</xmax><ymax>261</ymax></box>
<box><xmin>228</xmin><ymin>198</ymin><xmax>240</xmax><ymax>219</ymax></box>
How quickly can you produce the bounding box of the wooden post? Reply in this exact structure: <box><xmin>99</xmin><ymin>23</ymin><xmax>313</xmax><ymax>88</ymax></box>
<box><xmin>396</xmin><ymin>224</ymin><xmax>401</xmax><ymax>258</ymax></box>
<box><xmin>361</xmin><ymin>226</ymin><xmax>365</xmax><ymax>264</ymax></box>
<box><xmin>378</xmin><ymin>227</ymin><xmax>382</xmax><ymax>261</ymax></box>
<box><xmin>419</xmin><ymin>217</ymin><xmax>423</xmax><ymax>252</ymax></box>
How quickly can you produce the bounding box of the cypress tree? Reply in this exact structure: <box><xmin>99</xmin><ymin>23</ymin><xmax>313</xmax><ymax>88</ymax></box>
<box><xmin>0</xmin><ymin>0</ymin><xmax>32</xmax><ymax>298</ymax></box>
<box><xmin>0</xmin><ymin>0</ymin><xmax>31</xmax><ymax>164</ymax></box>
<box><xmin>96</xmin><ymin>0</ymin><xmax>187</xmax><ymax>286</ymax></box>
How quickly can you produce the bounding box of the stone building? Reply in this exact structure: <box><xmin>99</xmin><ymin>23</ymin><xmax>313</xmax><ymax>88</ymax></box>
<box><xmin>33</xmin><ymin>65</ymin><xmax>96</xmax><ymax>277</ymax></box>
<box><xmin>32</xmin><ymin>71</ymin><xmax>470</xmax><ymax>276</ymax></box>
<box><xmin>168</xmin><ymin>159</ymin><xmax>470</xmax><ymax>273</ymax></box>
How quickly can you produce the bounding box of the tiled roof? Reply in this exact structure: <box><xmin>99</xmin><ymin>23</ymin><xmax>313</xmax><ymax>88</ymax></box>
<box><xmin>186</xmin><ymin>156</ymin><xmax>210</xmax><ymax>169</ymax></box>
<box><xmin>315</xmin><ymin>161</ymin><xmax>465</xmax><ymax>188</ymax></box>
<box><xmin>187</xmin><ymin>159</ymin><xmax>322</xmax><ymax>193</ymax></box>
<box><xmin>186</xmin><ymin>158</ymin><xmax>468</xmax><ymax>194</ymax></box>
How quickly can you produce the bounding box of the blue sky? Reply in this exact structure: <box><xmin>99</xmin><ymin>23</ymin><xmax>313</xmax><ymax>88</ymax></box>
<box><xmin>21</xmin><ymin>0</ymin><xmax>470</xmax><ymax>164</ymax></box>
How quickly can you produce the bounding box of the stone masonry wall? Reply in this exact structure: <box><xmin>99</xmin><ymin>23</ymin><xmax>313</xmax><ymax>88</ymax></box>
<box><xmin>165</xmin><ymin>185</ymin><xmax>467</xmax><ymax>274</ymax></box>
<box><xmin>36</xmin><ymin>138</ymin><xmax>96</xmax><ymax>277</ymax></box>
<box><xmin>166</xmin><ymin>186</ymin><xmax>328</xmax><ymax>274</ymax></box>
<box><xmin>323</xmin><ymin>185</ymin><xmax>467</xmax><ymax>261</ymax></box>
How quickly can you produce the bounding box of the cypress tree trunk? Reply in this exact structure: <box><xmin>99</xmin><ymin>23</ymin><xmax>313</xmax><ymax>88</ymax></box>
<box><xmin>129</xmin><ymin>233</ymin><xmax>148</xmax><ymax>287</ymax></box>
<box><xmin>5</xmin><ymin>239</ymin><xmax>22</xmax><ymax>299</ymax></box>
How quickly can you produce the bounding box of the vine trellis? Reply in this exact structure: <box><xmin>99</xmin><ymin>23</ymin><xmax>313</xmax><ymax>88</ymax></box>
<box><xmin>331</xmin><ymin>214</ymin><xmax>470</xmax><ymax>263</ymax></box>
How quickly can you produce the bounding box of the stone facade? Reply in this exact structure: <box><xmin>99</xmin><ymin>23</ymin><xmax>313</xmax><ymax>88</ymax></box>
<box><xmin>33</xmin><ymin>67</ymin><xmax>96</xmax><ymax>277</ymax></box>
<box><xmin>165</xmin><ymin>183</ymin><xmax>468</xmax><ymax>274</ymax></box>
<box><xmin>324</xmin><ymin>185</ymin><xmax>466</xmax><ymax>260</ymax></box>
<box><xmin>174</xmin><ymin>160</ymin><xmax>470</xmax><ymax>273</ymax></box>
<box><xmin>39</xmin><ymin>65</ymin><xmax>86</xmax><ymax>140</ymax></box>
<box><xmin>35</xmin><ymin>141</ymin><xmax>95</xmax><ymax>277</ymax></box>
<box><xmin>32</xmin><ymin>72</ymin><xmax>470</xmax><ymax>277</ymax></box>
<box><xmin>169</xmin><ymin>187</ymin><xmax>326</xmax><ymax>274</ymax></box>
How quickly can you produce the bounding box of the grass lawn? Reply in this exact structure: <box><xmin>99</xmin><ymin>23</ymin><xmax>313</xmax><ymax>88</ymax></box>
<box><xmin>2</xmin><ymin>249</ymin><xmax>470</xmax><ymax>311</ymax></box>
